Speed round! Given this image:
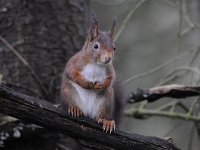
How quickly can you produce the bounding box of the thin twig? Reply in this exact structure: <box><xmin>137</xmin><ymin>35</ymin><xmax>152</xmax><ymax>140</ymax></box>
<box><xmin>158</xmin><ymin>74</ymin><xmax>182</xmax><ymax>86</ymax></box>
<box><xmin>182</xmin><ymin>0</ymin><xmax>195</xmax><ymax>28</ymax></box>
<box><xmin>177</xmin><ymin>0</ymin><xmax>183</xmax><ymax>40</ymax></box>
<box><xmin>169</xmin><ymin>100</ymin><xmax>177</xmax><ymax>113</ymax></box>
<box><xmin>122</xmin><ymin>44</ymin><xmax>200</xmax><ymax>85</ymax></box>
<box><xmin>160</xmin><ymin>0</ymin><xmax>176</xmax><ymax>7</ymax></box>
<box><xmin>164</xmin><ymin>121</ymin><xmax>186</xmax><ymax>137</ymax></box>
<box><xmin>161</xmin><ymin>0</ymin><xmax>195</xmax><ymax>31</ymax></box>
<box><xmin>0</xmin><ymin>35</ymin><xmax>50</xmax><ymax>100</ymax></box>
<box><xmin>125</xmin><ymin>108</ymin><xmax>200</xmax><ymax>122</ymax></box>
<box><xmin>158</xmin><ymin>66</ymin><xmax>200</xmax><ymax>85</ymax></box>
<box><xmin>157</xmin><ymin>99</ymin><xmax>188</xmax><ymax>113</ymax></box>
<box><xmin>157</xmin><ymin>101</ymin><xmax>180</xmax><ymax>111</ymax></box>
<box><xmin>175</xmin><ymin>0</ymin><xmax>183</xmax><ymax>73</ymax></box>
<box><xmin>114</xmin><ymin>0</ymin><xmax>147</xmax><ymax>42</ymax></box>
<box><xmin>187</xmin><ymin>123</ymin><xmax>195</xmax><ymax>150</ymax></box>
<box><xmin>188</xmin><ymin>97</ymin><xmax>199</xmax><ymax>115</ymax></box>
<box><xmin>189</xmin><ymin>47</ymin><xmax>200</xmax><ymax>65</ymax></box>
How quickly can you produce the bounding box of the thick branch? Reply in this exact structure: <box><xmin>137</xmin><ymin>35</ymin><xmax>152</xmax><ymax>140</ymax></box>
<box><xmin>0</xmin><ymin>84</ymin><xmax>179</xmax><ymax>150</ymax></box>
<box><xmin>128</xmin><ymin>84</ymin><xmax>200</xmax><ymax>103</ymax></box>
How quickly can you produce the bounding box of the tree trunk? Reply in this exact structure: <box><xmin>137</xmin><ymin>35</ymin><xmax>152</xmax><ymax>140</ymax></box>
<box><xmin>0</xmin><ymin>1</ymin><xmax>89</xmax><ymax>149</ymax></box>
<box><xmin>0</xmin><ymin>0</ymin><xmax>90</xmax><ymax>102</ymax></box>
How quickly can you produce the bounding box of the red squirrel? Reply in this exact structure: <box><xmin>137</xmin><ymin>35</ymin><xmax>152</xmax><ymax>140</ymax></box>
<box><xmin>60</xmin><ymin>16</ymin><xmax>123</xmax><ymax>133</ymax></box>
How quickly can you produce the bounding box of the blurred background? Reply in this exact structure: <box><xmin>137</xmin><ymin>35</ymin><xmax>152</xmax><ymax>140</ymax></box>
<box><xmin>0</xmin><ymin>0</ymin><xmax>200</xmax><ymax>149</ymax></box>
<box><xmin>91</xmin><ymin>0</ymin><xmax>200</xmax><ymax>149</ymax></box>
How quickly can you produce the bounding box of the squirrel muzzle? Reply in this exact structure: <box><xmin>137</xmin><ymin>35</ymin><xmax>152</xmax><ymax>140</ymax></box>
<box><xmin>99</xmin><ymin>51</ymin><xmax>113</xmax><ymax>64</ymax></box>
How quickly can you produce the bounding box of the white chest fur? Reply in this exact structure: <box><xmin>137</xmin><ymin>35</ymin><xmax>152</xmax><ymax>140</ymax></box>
<box><xmin>81</xmin><ymin>64</ymin><xmax>107</xmax><ymax>82</ymax></box>
<box><xmin>70</xmin><ymin>64</ymin><xmax>107</xmax><ymax>118</ymax></box>
<box><xmin>71</xmin><ymin>82</ymin><xmax>103</xmax><ymax>118</ymax></box>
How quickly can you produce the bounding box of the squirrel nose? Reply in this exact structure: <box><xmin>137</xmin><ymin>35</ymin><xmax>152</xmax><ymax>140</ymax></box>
<box><xmin>105</xmin><ymin>57</ymin><xmax>111</xmax><ymax>64</ymax></box>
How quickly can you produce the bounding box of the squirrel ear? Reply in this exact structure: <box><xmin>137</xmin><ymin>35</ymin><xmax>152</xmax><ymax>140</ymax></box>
<box><xmin>88</xmin><ymin>12</ymin><xmax>99</xmax><ymax>41</ymax></box>
<box><xmin>109</xmin><ymin>16</ymin><xmax>117</xmax><ymax>38</ymax></box>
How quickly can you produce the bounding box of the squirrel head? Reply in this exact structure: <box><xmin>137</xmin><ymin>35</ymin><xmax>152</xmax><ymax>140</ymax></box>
<box><xmin>83</xmin><ymin>16</ymin><xmax>116</xmax><ymax>65</ymax></box>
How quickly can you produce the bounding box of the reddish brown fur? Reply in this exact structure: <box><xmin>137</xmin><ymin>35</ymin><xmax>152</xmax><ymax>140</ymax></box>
<box><xmin>60</xmin><ymin>17</ymin><xmax>119</xmax><ymax>133</ymax></box>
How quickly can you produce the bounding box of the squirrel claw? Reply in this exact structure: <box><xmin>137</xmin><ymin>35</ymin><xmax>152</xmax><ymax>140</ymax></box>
<box><xmin>97</xmin><ymin>119</ymin><xmax>116</xmax><ymax>133</ymax></box>
<box><xmin>68</xmin><ymin>106</ymin><xmax>83</xmax><ymax>117</ymax></box>
<box><xmin>94</xmin><ymin>82</ymin><xmax>103</xmax><ymax>89</ymax></box>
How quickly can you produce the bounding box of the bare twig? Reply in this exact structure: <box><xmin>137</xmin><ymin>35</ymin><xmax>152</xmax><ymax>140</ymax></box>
<box><xmin>161</xmin><ymin>0</ymin><xmax>196</xmax><ymax>34</ymax></box>
<box><xmin>177</xmin><ymin>0</ymin><xmax>183</xmax><ymax>43</ymax></box>
<box><xmin>125</xmin><ymin>108</ymin><xmax>200</xmax><ymax>122</ymax></box>
<box><xmin>188</xmin><ymin>97</ymin><xmax>199</xmax><ymax>115</ymax></box>
<box><xmin>157</xmin><ymin>101</ymin><xmax>180</xmax><ymax>111</ymax></box>
<box><xmin>158</xmin><ymin>66</ymin><xmax>200</xmax><ymax>85</ymax></box>
<box><xmin>122</xmin><ymin>44</ymin><xmax>200</xmax><ymax>85</ymax></box>
<box><xmin>156</xmin><ymin>99</ymin><xmax>188</xmax><ymax>113</ymax></box>
<box><xmin>0</xmin><ymin>35</ymin><xmax>50</xmax><ymax>100</ymax></box>
<box><xmin>189</xmin><ymin>47</ymin><xmax>200</xmax><ymax>65</ymax></box>
<box><xmin>158</xmin><ymin>74</ymin><xmax>182</xmax><ymax>86</ymax></box>
<box><xmin>164</xmin><ymin>121</ymin><xmax>186</xmax><ymax>137</ymax></box>
<box><xmin>187</xmin><ymin>123</ymin><xmax>195</xmax><ymax>150</ymax></box>
<box><xmin>174</xmin><ymin>0</ymin><xmax>183</xmax><ymax>74</ymax></box>
<box><xmin>161</xmin><ymin>0</ymin><xmax>176</xmax><ymax>7</ymax></box>
<box><xmin>114</xmin><ymin>0</ymin><xmax>147</xmax><ymax>42</ymax></box>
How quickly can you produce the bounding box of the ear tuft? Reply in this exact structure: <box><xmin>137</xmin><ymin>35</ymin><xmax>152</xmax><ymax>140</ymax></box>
<box><xmin>109</xmin><ymin>16</ymin><xmax>117</xmax><ymax>38</ymax></box>
<box><xmin>88</xmin><ymin>11</ymin><xmax>99</xmax><ymax>41</ymax></box>
<box><xmin>90</xmin><ymin>11</ymin><xmax>97</xmax><ymax>23</ymax></box>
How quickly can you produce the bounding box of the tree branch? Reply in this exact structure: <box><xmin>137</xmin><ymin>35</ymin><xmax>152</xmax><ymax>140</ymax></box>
<box><xmin>0</xmin><ymin>84</ymin><xmax>179</xmax><ymax>150</ymax></box>
<box><xmin>128</xmin><ymin>84</ymin><xmax>200</xmax><ymax>103</ymax></box>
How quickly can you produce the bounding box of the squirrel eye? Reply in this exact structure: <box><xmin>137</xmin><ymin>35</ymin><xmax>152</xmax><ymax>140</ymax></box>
<box><xmin>93</xmin><ymin>42</ymin><xmax>100</xmax><ymax>50</ymax></box>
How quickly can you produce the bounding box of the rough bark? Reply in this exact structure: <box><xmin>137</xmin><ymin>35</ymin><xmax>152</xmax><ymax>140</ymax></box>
<box><xmin>128</xmin><ymin>84</ymin><xmax>200</xmax><ymax>103</ymax></box>
<box><xmin>0</xmin><ymin>0</ymin><xmax>89</xmax><ymax>101</ymax></box>
<box><xmin>0</xmin><ymin>84</ymin><xmax>180</xmax><ymax>150</ymax></box>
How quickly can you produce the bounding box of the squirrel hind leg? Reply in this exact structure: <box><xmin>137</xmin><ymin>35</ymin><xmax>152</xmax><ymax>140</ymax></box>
<box><xmin>97</xmin><ymin>118</ymin><xmax>116</xmax><ymax>134</ymax></box>
<box><xmin>68</xmin><ymin>105</ymin><xmax>83</xmax><ymax>117</ymax></box>
<box><xmin>60</xmin><ymin>81</ymin><xmax>83</xmax><ymax>117</ymax></box>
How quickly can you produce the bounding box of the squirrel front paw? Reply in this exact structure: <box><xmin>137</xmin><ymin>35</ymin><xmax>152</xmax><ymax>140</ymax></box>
<box><xmin>87</xmin><ymin>82</ymin><xmax>95</xmax><ymax>89</ymax></box>
<box><xmin>97</xmin><ymin>118</ymin><xmax>116</xmax><ymax>133</ymax></box>
<box><xmin>81</xmin><ymin>81</ymin><xmax>94</xmax><ymax>89</ymax></box>
<box><xmin>94</xmin><ymin>81</ymin><xmax>104</xmax><ymax>89</ymax></box>
<box><xmin>68</xmin><ymin>106</ymin><xmax>83</xmax><ymax>117</ymax></box>
<box><xmin>82</xmin><ymin>81</ymin><xmax>103</xmax><ymax>90</ymax></box>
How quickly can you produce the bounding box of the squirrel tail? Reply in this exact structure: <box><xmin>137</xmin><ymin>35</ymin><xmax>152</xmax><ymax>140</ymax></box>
<box><xmin>113</xmin><ymin>79</ymin><xmax>126</xmax><ymax>126</ymax></box>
